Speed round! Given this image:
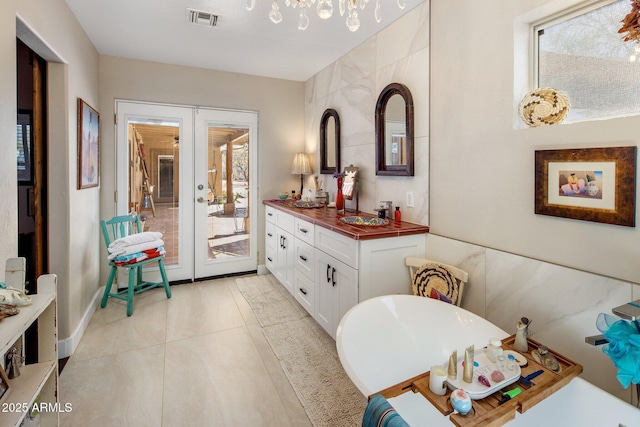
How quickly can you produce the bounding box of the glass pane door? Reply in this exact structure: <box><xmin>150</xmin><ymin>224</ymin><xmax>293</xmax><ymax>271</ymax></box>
<box><xmin>116</xmin><ymin>101</ymin><xmax>194</xmax><ymax>282</ymax></box>
<box><xmin>194</xmin><ymin>109</ymin><xmax>258</xmax><ymax>278</ymax></box>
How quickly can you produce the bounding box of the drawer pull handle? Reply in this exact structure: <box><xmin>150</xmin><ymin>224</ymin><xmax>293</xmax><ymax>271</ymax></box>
<box><xmin>299</xmin><ymin>288</ymin><xmax>307</xmax><ymax>295</ymax></box>
<box><xmin>267</xmin><ymin>233</ymin><xmax>273</xmax><ymax>237</ymax></box>
<box><xmin>326</xmin><ymin>264</ymin><xmax>331</xmax><ymax>283</ymax></box>
<box><xmin>267</xmin><ymin>257</ymin><xmax>273</xmax><ymax>262</ymax></box>
<box><xmin>300</xmin><ymin>228</ymin><xmax>308</xmax><ymax>233</ymax></box>
<box><xmin>299</xmin><ymin>255</ymin><xmax>308</xmax><ymax>261</ymax></box>
<box><xmin>332</xmin><ymin>267</ymin><xmax>336</xmax><ymax>287</ymax></box>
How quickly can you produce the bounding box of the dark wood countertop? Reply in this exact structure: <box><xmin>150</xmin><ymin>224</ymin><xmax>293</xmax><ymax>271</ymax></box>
<box><xmin>263</xmin><ymin>199</ymin><xmax>429</xmax><ymax>241</ymax></box>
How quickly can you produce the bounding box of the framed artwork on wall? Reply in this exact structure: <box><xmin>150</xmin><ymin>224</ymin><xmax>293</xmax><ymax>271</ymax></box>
<box><xmin>534</xmin><ymin>146</ymin><xmax>636</xmax><ymax>227</ymax></box>
<box><xmin>77</xmin><ymin>98</ymin><xmax>100</xmax><ymax>189</ymax></box>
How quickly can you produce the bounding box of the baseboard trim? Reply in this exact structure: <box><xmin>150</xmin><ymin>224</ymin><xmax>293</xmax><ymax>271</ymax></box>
<box><xmin>58</xmin><ymin>286</ymin><xmax>103</xmax><ymax>359</ymax></box>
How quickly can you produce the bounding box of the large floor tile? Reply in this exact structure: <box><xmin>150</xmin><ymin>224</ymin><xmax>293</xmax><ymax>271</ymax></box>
<box><xmin>60</xmin><ymin>344</ymin><xmax>165</xmax><ymax>427</ymax></box>
<box><xmin>165</xmin><ymin>279</ymin><xmax>246</xmax><ymax>342</ymax></box>
<box><xmin>163</xmin><ymin>327</ymin><xmax>296</xmax><ymax>426</ymax></box>
<box><xmin>71</xmin><ymin>288</ymin><xmax>169</xmax><ymax>361</ymax></box>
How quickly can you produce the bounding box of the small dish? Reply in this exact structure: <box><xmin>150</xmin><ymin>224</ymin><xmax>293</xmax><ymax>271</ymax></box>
<box><xmin>277</xmin><ymin>193</ymin><xmax>289</xmax><ymax>200</ymax></box>
<box><xmin>504</xmin><ymin>350</ymin><xmax>528</xmax><ymax>367</ymax></box>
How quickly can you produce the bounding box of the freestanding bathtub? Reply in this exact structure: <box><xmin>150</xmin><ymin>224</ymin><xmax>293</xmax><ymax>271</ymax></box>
<box><xmin>336</xmin><ymin>294</ymin><xmax>640</xmax><ymax>426</ymax></box>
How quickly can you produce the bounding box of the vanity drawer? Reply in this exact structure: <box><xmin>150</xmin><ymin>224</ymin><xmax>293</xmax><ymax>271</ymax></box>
<box><xmin>293</xmin><ymin>269</ymin><xmax>315</xmax><ymax>316</ymax></box>
<box><xmin>265</xmin><ymin>221</ymin><xmax>277</xmax><ymax>249</ymax></box>
<box><xmin>265</xmin><ymin>205</ymin><xmax>276</xmax><ymax>224</ymax></box>
<box><xmin>275</xmin><ymin>209</ymin><xmax>295</xmax><ymax>234</ymax></box>
<box><xmin>295</xmin><ymin>218</ymin><xmax>315</xmax><ymax>246</ymax></box>
<box><xmin>294</xmin><ymin>239</ymin><xmax>315</xmax><ymax>280</ymax></box>
<box><xmin>265</xmin><ymin>245</ymin><xmax>276</xmax><ymax>272</ymax></box>
<box><xmin>315</xmin><ymin>226</ymin><xmax>359</xmax><ymax>270</ymax></box>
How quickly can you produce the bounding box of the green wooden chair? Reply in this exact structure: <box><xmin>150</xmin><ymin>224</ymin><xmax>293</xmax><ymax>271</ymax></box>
<box><xmin>101</xmin><ymin>214</ymin><xmax>171</xmax><ymax>316</ymax></box>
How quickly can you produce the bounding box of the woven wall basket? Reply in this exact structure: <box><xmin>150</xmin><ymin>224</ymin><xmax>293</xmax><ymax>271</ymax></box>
<box><xmin>518</xmin><ymin>88</ymin><xmax>570</xmax><ymax>127</ymax></box>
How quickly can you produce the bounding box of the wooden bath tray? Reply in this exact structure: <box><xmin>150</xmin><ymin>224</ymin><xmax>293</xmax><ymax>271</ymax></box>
<box><xmin>372</xmin><ymin>335</ymin><xmax>583</xmax><ymax>427</ymax></box>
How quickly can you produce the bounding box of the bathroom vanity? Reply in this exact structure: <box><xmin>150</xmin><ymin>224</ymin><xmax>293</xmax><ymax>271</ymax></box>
<box><xmin>263</xmin><ymin>200</ymin><xmax>428</xmax><ymax>338</ymax></box>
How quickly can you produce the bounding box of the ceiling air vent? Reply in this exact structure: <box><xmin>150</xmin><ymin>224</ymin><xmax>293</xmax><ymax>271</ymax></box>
<box><xmin>186</xmin><ymin>8</ymin><xmax>220</xmax><ymax>28</ymax></box>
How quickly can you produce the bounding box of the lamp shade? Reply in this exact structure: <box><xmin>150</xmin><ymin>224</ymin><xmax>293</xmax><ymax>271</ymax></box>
<box><xmin>291</xmin><ymin>153</ymin><xmax>312</xmax><ymax>175</ymax></box>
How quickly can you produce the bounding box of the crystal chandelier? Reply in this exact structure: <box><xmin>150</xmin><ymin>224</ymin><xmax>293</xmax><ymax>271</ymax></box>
<box><xmin>245</xmin><ymin>0</ymin><xmax>406</xmax><ymax>32</ymax></box>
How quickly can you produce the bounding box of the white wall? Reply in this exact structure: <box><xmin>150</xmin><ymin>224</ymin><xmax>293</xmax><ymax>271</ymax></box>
<box><xmin>5</xmin><ymin>1</ymin><xmax>101</xmax><ymax>349</ymax></box>
<box><xmin>431</xmin><ymin>0</ymin><xmax>640</xmax><ymax>285</ymax></box>
<box><xmin>305</xmin><ymin>4</ymin><xmax>430</xmax><ymax>222</ymax></box>
<box><xmin>0</xmin><ymin>1</ymin><xmax>18</xmax><ymax>268</ymax></box>
<box><xmin>99</xmin><ymin>56</ymin><xmax>305</xmax><ymax>276</ymax></box>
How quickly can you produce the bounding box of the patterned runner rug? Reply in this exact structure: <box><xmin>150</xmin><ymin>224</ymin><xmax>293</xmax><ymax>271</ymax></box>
<box><xmin>236</xmin><ymin>274</ymin><xmax>366</xmax><ymax>427</ymax></box>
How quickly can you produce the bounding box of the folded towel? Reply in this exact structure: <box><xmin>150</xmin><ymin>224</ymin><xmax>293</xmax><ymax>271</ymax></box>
<box><xmin>362</xmin><ymin>394</ymin><xmax>409</xmax><ymax>427</ymax></box>
<box><xmin>108</xmin><ymin>231</ymin><xmax>163</xmax><ymax>252</ymax></box>
<box><xmin>107</xmin><ymin>239</ymin><xmax>165</xmax><ymax>259</ymax></box>
<box><xmin>113</xmin><ymin>248</ymin><xmax>165</xmax><ymax>266</ymax></box>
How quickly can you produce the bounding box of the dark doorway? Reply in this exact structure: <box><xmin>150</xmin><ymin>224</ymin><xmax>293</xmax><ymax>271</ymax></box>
<box><xmin>17</xmin><ymin>39</ymin><xmax>48</xmax><ymax>364</ymax></box>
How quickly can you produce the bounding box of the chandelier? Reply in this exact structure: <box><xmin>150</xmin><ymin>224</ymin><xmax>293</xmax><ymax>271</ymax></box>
<box><xmin>245</xmin><ymin>0</ymin><xmax>406</xmax><ymax>32</ymax></box>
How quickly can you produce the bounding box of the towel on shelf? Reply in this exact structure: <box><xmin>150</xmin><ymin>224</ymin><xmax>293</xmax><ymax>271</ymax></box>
<box><xmin>362</xmin><ymin>394</ymin><xmax>409</xmax><ymax>427</ymax></box>
<box><xmin>108</xmin><ymin>239</ymin><xmax>165</xmax><ymax>259</ymax></box>
<box><xmin>108</xmin><ymin>231</ymin><xmax>163</xmax><ymax>252</ymax></box>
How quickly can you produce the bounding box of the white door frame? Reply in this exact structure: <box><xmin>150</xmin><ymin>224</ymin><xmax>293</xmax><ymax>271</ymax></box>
<box><xmin>115</xmin><ymin>100</ymin><xmax>258</xmax><ymax>282</ymax></box>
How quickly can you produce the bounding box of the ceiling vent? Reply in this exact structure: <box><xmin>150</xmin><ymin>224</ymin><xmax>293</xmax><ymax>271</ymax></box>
<box><xmin>186</xmin><ymin>8</ymin><xmax>219</xmax><ymax>28</ymax></box>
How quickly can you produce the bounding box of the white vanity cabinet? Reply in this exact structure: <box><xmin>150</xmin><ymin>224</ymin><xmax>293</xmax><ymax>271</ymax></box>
<box><xmin>315</xmin><ymin>249</ymin><xmax>358</xmax><ymax>338</ymax></box>
<box><xmin>264</xmin><ymin>201</ymin><xmax>427</xmax><ymax>340</ymax></box>
<box><xmin>0</xmin><ymin>274</ymin><xmax>59</xmax><ymax>427</ymax></box>
<box><xmin>266</xmin><ymin>205</ymin><xmax>296</xmax><ymax>293</ymax></box>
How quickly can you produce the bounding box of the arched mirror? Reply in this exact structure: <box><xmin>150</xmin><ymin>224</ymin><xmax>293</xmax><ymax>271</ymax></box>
<box><xmin>320</xmin><ymin>108</ymin><xmax>340</xmax><ymax>175</ymax></box>
<box><xmin>375</xmin><ymin>83</ymin><xmax>414</xmax><ymax>176</ymax></box>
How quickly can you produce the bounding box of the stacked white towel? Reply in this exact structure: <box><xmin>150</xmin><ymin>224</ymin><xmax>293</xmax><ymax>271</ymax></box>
<box><xmin>108</xmin><ymin>231</ymin><xmax>162</xmax><ymax>252</ymax></box>
<box><xmin>107</xmin><ymin>231</ymin><xmax>164</xmax><ymax>260</ymax></box>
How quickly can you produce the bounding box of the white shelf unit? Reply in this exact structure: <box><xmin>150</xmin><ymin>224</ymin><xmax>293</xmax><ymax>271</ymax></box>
<box><xmin>0</xmin><ymin>274</ymin><xmax>58</xmax><ymax>427</ymax></box>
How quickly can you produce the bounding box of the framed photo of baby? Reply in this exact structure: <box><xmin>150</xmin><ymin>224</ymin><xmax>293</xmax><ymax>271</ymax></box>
<box><xmin>535</xmin><ymin>146</ymin><xmax>636</xmax><ymax>227</ymax></box>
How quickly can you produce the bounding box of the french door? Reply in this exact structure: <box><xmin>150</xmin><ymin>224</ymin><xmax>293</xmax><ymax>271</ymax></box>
<box><xmin>115</xmin><ymin>101</ymin><xmax>258</xmax><ymax>282</ymax></box>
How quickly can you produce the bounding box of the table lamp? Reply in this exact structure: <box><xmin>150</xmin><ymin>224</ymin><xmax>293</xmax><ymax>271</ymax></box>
<box><xmin>291</xmin><ymin>153</ymin><xmax>312</xmax><ymax>196</ymax></box>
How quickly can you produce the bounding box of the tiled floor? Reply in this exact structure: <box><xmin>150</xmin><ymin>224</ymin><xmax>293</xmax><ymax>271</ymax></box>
<box><xmin>59</xmin><ymin>275</ymin><xmax>312</xmax><ymax>427</ymax></box>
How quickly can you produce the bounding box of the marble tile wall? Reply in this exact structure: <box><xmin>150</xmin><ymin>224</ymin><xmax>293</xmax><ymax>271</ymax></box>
<box><xmin>304</xmin><ymin>3</ymin><xmax>430</xmax><ymax>224</ymax></box>
<box><xmin>426</xmin><ymin>233</ymin><xmax>637</xmax><ymax>404</ymax></box>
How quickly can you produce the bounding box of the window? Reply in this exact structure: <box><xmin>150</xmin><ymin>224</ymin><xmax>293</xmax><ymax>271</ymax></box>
<box><xmin>534</xmin><ymin>0</ymin><xmax>640</xmax><ymax>122</ymax></box>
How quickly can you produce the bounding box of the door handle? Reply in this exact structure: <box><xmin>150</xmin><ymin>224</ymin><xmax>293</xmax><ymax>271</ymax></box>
<box><xmin>197</xmin><ymin>197</ymin><xmax>206</xmax><ymax>203</ymax></box>
<box><xmin>326</xmin><ymin>264</ymin><xmax>331</xmax><ymax>283</ymax></box>
<box><xmin>332</xmin><ymin>267</ymin><xmax>336</xmax><ymax>287</ymax></box>
<box><xmin>282</xmin><ymin>236</ymin><xmax>287</xmax><ymax>249</ymax></box>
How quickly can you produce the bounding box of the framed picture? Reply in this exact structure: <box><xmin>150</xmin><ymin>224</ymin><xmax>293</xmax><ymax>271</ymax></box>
<box><xmin>77</xmin><ymin>98</ymin><xmax>99</xmax><ymax>189</ymax></box>
<box><xmin>534</xmin><ymin>146</ymin><xmax>636</xmax><ymax>227</ymax></box>
<box><xmin>0</xmin><ymin>365</ymin><xmax>10</xmax><ymax>401</ymax></box>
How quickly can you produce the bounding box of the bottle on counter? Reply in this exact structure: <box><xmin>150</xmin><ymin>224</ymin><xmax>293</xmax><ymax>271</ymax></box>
<box><xmin>394</xmin><ymin>206</ymin><xmax>401</xmax><ymax>222</ymax></box>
